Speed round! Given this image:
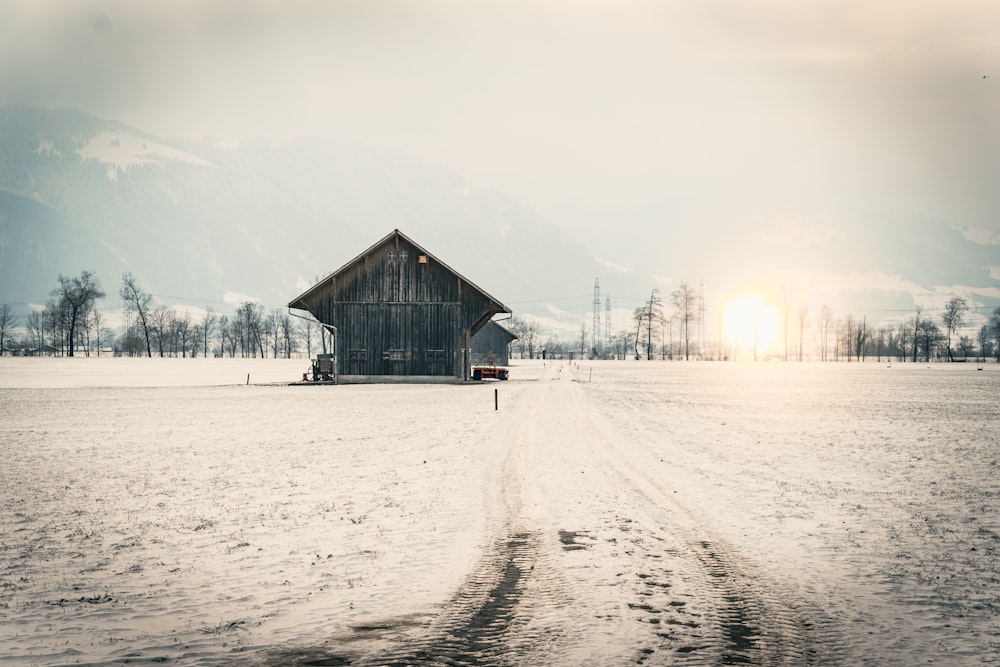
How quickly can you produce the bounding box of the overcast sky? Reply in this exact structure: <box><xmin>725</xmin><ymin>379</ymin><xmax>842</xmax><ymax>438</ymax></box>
<box><xmin>3</xmin><ymin>0</ymin><xmax>999</xmax><ymax>317</ymax></box>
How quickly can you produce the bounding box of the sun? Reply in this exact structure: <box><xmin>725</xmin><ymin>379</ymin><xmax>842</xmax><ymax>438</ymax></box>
<box><xmin>722</xmin><ymin>293</ymin><xmax>779</xmax><ymax>360</ymax></box>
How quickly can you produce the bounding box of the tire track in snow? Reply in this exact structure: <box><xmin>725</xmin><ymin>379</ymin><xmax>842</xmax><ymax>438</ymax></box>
<box><xmin>375</xmin><ymin>372</ymin><xmax>571</xmax><ymax>665</ymax></box>
<box><xmin>565</xmin><ymin>371</ymin><xmax>842</xmax><ymax>665</ymax></box>
<box><xmin>265</xmin><ymin>371</ymin><xmax>570</xmax><ymax>666</ymax></box>
<box><xmin>259</xmin><ymin>365</ymin><xmax>840</xmax><ymax>665</ymax></box>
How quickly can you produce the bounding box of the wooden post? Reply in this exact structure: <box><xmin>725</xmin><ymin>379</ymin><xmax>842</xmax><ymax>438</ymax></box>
<box><xmin>463</xmin><ymin>329</ymin><xmax>472</xmax><ymax>381</ymax></box>
<box><xmin>495</xmin><ymin>387</ymin><xmax>498</xmax><ymax>411</ymax></box>
<box><xmin>332</xmin><ymin>325</ymin><xmax>339</xmax><ymax>385</ymax></box>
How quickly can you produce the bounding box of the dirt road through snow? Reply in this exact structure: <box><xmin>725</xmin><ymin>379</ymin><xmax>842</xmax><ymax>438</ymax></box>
<box><xmin>272</xmin><ymin>363</ymin><xmax>840</xmax><ymax>665</ymax></box>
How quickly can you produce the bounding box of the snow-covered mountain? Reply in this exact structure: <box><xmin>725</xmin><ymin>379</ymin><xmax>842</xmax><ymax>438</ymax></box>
<box><xmin>0</xmin><ymin>106</ymin><xmax>639</xmax><ymax>331</ymax></box>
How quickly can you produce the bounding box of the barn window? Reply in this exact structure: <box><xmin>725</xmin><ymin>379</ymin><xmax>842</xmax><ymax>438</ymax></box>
<box><xmin>349</xmin><ymin>349</ymin><xmax>368</xmax><ymax>361</ymax></box>
<box><xmin>426</xmin><ymin>349</ymin><xmax>445</xmax><ymax>360</ymax></box>
<box><xmin>383</xmin><ymin>349</ymin><xmax>407</xmax><ymax>361</ymax></box>
<box><xmin>388</xmin><ymin>250</ymin><xmax>397</xmax><ymax>261</ymax></box>
<box><xmin>400</xmin><ymin>250</ymin><xmax>409</xmax><ymax>262</ymax></box>
<box><xmin>418</xmin><ymin>255</ymin><xmax>428</xmax><ymax>264</ymax></box>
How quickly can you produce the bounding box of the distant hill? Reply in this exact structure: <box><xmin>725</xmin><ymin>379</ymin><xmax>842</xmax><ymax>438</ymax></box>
<box><xmin>0</xmin><ymin>106</ymin><xmax>640</xmax><ymax>331</ymax></box>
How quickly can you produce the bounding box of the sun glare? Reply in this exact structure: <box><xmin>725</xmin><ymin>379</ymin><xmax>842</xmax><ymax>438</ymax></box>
<box><xmin>722</xmin><ymin>293</ymin><xmax>779</xmax><ymax>359</ymax></box>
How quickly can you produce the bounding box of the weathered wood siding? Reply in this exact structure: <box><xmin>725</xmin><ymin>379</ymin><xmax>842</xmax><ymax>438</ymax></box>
<box><xmin>298</xmin><ymin>234</ymin><xmax>503</xmax><ymax>377</ymax></box>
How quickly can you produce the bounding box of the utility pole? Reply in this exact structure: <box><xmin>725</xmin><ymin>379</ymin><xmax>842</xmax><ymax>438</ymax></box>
<box><xmin>592</xmin><ymin>278</ymin><xmax>601</xmax><ymax>359</ymax></box>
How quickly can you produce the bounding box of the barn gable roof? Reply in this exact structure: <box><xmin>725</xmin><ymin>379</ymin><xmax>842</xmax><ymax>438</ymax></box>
<box><xmin>479</xmin><ymin>320</ymin><xmax>518</xmax><ymax>342</ymax></box>
<box><xmin>287</xmin><ymin>228</ymin><xmax>510</xmax><ymax>316</ymax></box>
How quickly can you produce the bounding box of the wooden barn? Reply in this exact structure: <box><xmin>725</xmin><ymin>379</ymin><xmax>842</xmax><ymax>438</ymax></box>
<box><xmin>472</xmin><ymin>320</ymin><xmax>517</xmax><ymax>367</ymax></box>
<box><xmin>288</xmin><ymin>229</ymin><xmax>511</xmax><ymax>382</ymax></box>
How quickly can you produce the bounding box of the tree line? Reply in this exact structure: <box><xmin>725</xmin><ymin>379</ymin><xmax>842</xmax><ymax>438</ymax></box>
<box><xmin>2</xmin><ymin>272</ymin><xmax>999</xmax><ymax>363</ymax></box>
<box><xmin>0</xmin><ymin>271</ymin><xmax>329</xmax><ymax>359</ymax></box>
<box><xmin>503</xmin><ymin>283</ymin><xmax>1000</xmax><ymax>364</ymax></box>
<box><xmin>506</xmin><ymin>282</ymin><xmax>707</xmax><ymax>362</ymax></box>
<box><xmin>778</xmin><ymin>297</ymin><xmax>999</xmax><ymax>364</ymax></box>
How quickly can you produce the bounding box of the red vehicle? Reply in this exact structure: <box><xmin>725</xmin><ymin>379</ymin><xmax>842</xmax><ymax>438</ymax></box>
<box><xmin>472</xmin><ymin>365</ymin><xmax>509</xmax><ymax>381</ymax></box>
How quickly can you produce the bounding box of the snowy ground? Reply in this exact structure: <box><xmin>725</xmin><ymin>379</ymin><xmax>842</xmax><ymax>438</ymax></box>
<box><xmin>1</xmin><ymin>358</ymin><xmax>997</xmax><ymax>665</ymax></box>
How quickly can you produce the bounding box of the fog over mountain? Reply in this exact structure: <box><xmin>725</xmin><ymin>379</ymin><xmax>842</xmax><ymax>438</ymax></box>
<box><xmin>0</xmin><ymin>106</ymin><xmax>654</xmax><ymax>333</ymax></box>
<box><xmin>0</xmin><ymin>105</ymin><xmax>997</xmax><ymax>342</ymax></box>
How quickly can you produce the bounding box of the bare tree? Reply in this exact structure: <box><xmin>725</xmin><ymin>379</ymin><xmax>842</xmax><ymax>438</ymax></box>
<box><xmin>958</xmin><ymin>335</ymin><xmax>975</xmax><ymax>359</ymax></box>
<box><xmin>509</xmin><ymin>317</ymin><xmax>527</xmax><ymax>358</ymax></box>
<box><xmin>42</xmin><ymin>300</ymin><xmax>62</xmax><ymax>355</ymax></box>
<box><xmin>189</xmin><ymin>324</ymin><xmax>203</xmax><ymax>357</ymax></box>
<box><xmin>200</xmin><ymin>308</ymin><xmax>218</xmax><ymax>358</ymax></box>
<box><xmin>149</xmin><ymin>307</ymin><xmax>174</xmax><ymax>357</ymax></box>
<box><xmin>854</xmin><ymin>316</ymin><xmax>868</xmax><ymax>362</ymax></box>
<box><xmin>302</xmin><ymin>316</ymin><xmax>319</xmax><ymax>358</ymax></box>
<box><xmin>280</xmin><ymin>313</ymin><xmax>296</xmax><ymax>358</ymax></box>
<box><xmin>632</xmin><ymin>306</ymin><xmax>646</xmax><ymax>360</ymax></box>
<box><xmin>0</xmin><ymin>304</ymin><xmax>17</xmax><ymax>356</ymax></box>
<box><xmin>543</xmin><ymin>334</ymin><xmax>565</xmax><ymax>360</ymax></box>
<box><xmin>911</xmin><ymin>306</ymin><xmax>923</xmax><ymax>363</ymax></box>
<box><xmin>42</xmin><ymin>299</ymin><xmax>65</xmax><ymax>355</ymax></box>
<box><xmin>978</xmin><ymin>324</ymin><xmax>992</xmax><ymax>363</ymax></box>
<box><xmin>231</xmin><ymin>307</ymin><xmax>248</xmax><ymax>356</ymax></box>
<box><xmin>991</xmin><ymin>306</ymin><xmax>1000</xmax><ymax>363</ymax></box>
<box><xmin>875</xmin><ymin>326</ymin><xmax>888</xmax><ymax>363</ymax></box>
<box><xmin>843</xmin><ymin>314</ymin><xmax>856</xmax><ymax>362</ymax></box>
<box><xmin>176</xmin><ymin>313</ymin><xmax>192</xmax><ymax>357</ymax></box>
<box><xmin>120</xmin><ymin>325</ymin><xmax>146</xmax><ymax>357</ymax></box>
<box><xmin>264</xmin><ymin>309</ymin><xmax>281</xmax><ymax>358</ymax></box>
<box><xmin>235</xmin><ymin>302</ymin><xmax>265</xmax><ymax>357</ymax></box>
<box><xmin>797</xmin><ymin>305</ymin><xmax>809</xmax><ymax>361</ymax></box>
<box><xmin>897</xmin><ymin>317</ymin><xmax>912</xmax><ymax>362</ymax></box>
<box><xmin>120</xmin><ymin>273</ymin><xmax>154</xmax><ymax>357</ymax></box>
<box><xmin>645</xmin><ymin>289</ymin><xmax>662</xmax><ymax>361</ymax></box>
<box><xmin>941</xmin><ymin>296</ymin><xmax>968</xmax><ymax>362</ymax></box>
<box><xmin>665</xmin><ymin>315</ymin><xmax>673</xmax><ymax>360</ymax></box>
<box><xmin>917</xmin><ymin>318</ymin><xmax>943</xmax><ymax>361</ymax></box>
<box><xmin>51</xmin><ymin>271</ymin><xmax>105</xmax><ymax>357</ymax></box>
<box><xmin>671</xmin><ymin>284</ymin><xmax>696</xmax><ymax>360</ymax></box>
<box><xmin>90</xmin><ymin>307</ymin><xmax>106</xmax><ymax>356</ymax></box>
<box><xmin>524</xmin><ymin>320</ymin><xmax>539</xmax><ymax>359</ymax></box>
<box><xmin>818</xmin><ymin>305</ymin><xmax>833</xmax><ymax>361</ymax></box>
<box><xmin>659</xmin><ymin>316</ymin><xmax>668</xmax><ymax>360</ymax></box>
<box><xmin>219</xmin><ymin>315</ymin><xmax>236</xmax><ymax>358</ymax></box>
<box><xmin>886</xmin><ymin>328</ymin><xmax>901</xmax><ymax>361</ymax></box>
<box><xmin>26</xmin><ymin>311</ymin><xmax>43</xmax><ymax>353</ymax></box>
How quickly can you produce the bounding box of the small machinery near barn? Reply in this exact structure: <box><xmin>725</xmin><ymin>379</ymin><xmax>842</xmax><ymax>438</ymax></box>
<box><xmin>302</xmin><ymin>353</ymin><xmax>336</xmax><ymax>383</ymax></box>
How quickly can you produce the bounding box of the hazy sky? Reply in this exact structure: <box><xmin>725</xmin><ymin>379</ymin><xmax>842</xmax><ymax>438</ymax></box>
<box><xmin>3</xmin><ymin>0</ymin><xmax>999</xmax><ymax>318</ymax></box>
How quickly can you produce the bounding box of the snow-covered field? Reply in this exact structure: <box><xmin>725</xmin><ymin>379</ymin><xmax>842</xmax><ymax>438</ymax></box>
<box><xmin>1</xmin><ymin>358</ymin><xmax>997</xmax><ymax>665</ymax></box>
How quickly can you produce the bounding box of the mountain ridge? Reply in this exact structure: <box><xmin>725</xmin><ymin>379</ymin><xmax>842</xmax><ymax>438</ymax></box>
<box><xmin>0</xmin><ymin>106</ymin><xmax>634</xmax><ymax>331</ymax></box>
